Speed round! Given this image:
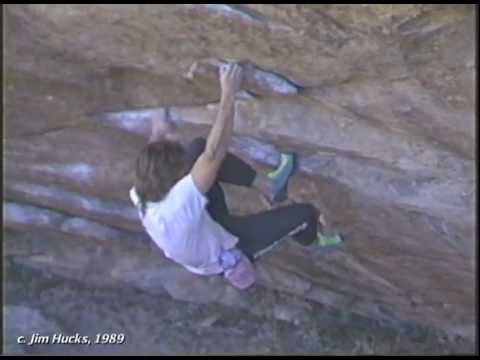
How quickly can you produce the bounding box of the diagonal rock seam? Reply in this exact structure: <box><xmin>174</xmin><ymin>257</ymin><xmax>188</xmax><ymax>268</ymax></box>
<box><xmin>4</xmin><ymin>202</ymin><xmax>148</xmax><ymax>245</ymax></box>
<box><xmin>4</xmin><ymin>181</ymin><xmax>142</xmax><ymax>232</ymax></box>
<box><xmin>95</xmin><ymin>105</ymin><xmax>471</xmax><ymax>222</ymax></box>
<box><xmin>181</xmin><ymin>4</ymin><xmax>298</xmax><ymax>34</ymax></box>
<box><xmin>185</xmin><ymin>58</ymin><xmax>301</xmax><ymax>97</ymax></box>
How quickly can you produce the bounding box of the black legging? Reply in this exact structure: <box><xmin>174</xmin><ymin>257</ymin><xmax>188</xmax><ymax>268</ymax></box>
<box><xmin>185</xmin><ymin>138</ymin><xmax>319</xmax><ymax>260</ymax></box>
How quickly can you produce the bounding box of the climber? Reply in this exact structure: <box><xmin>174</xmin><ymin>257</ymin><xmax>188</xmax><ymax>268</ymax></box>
<box><xmin>129</xmin><ymin>62</ymin><xmax>342</xmax><ymax>290</ymax></box>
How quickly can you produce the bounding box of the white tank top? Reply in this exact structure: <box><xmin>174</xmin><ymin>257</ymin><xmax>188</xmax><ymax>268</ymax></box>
<box><xmin>130</xmin><ymin>174</ymin><xmax>238</xmax><ymax>275</ymax></box>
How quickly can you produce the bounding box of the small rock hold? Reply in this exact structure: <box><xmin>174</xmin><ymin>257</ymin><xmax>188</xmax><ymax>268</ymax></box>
<box><xmin>206</xmin><ymin>103</ymin><xmax>218</xmax><ymax>111</ymax></box>
<box><xmin>236</xmin><ymin>90</ymin><xmax>256</xmax><ymax>101</ymax></box>
<box><xmin>197</xmin><ymin>315</ymin><xmax>220</xmax><ymax>327</ymax></box>
<box><xmin>396</xmin><ymin>104</ymin><xmax>412</xmax><ymax>113</ymax></box>
<box><xmin>273</xmin><ymin>305</ymin><xmax>302</xmax><ymax>324</ymax></box>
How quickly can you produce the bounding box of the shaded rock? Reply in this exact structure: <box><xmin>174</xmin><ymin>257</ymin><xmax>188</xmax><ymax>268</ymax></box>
<box><xmin>197</xmin><ymin>315</ymin><xmax>220</xmax><ymax>328</ymax></box>
<box><xmin>4</xmin><ymin>181</ymin><xmax>141</xmax><ymax>232</ymax></box>
<box><xmin>4</xmin><ymin>305</ymin><xmax>63</xmax><ymax>355</ymax></box>
<box><xmin>4</xmin><ymin>202</ymin><xmax>147</xmax><ymax>246</ymax></box>
<box><xmin>7</xmin><ymin>260</ymin><xmax>474</xmax><ymax>355</ymax></box>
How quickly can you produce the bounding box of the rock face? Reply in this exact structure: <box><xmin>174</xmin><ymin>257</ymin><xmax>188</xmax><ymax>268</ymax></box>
<box><xmin>4</xmin><ymin>3</ymin><xmax>476</xmax><ymax>347</ymax></box>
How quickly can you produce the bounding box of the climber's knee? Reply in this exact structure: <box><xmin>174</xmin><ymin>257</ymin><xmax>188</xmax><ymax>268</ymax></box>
<box><xmin>303</xmin><ymin>203</ymin><xmax>323</xmax><ymax>230</ymax></box>
<box><xmin>298</xmin><ymin>203</ymin><xmax>318</xmax><ymax>220</ymax></box>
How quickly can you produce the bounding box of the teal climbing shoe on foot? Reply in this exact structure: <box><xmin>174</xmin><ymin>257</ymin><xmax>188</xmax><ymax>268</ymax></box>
<box><xmin>316</xmin><ymin>233</ymin><xmax>343</xmax><ymax>247</ymax></box>
<box><xmin>267</xmin><ymin>152</ymin><xmax>297</xmax><ymax>203</ymax></box>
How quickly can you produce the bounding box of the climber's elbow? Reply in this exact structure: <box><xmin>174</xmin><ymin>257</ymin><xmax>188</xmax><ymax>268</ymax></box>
<box><xmin>204</xmin><ymin>140</ymin><xmax>227</xmax><ymax>164</ymax></box>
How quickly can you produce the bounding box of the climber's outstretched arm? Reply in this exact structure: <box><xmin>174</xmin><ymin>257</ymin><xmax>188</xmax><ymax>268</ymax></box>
<box><xmin>191</xmin><ymin>63</ymin><xmax>243</xmax><ymax>194</ymax></box>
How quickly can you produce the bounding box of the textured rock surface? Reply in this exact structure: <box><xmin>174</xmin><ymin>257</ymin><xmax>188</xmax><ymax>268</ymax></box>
<box><xmin>5</xmin><ymin>257</ymin><xmax>473</xmax><ymax>355</ymax></box>
<box><xmin>3</xmin><ymin>4</ymin><xmax>476</xmax><ymax>353</ymax></box>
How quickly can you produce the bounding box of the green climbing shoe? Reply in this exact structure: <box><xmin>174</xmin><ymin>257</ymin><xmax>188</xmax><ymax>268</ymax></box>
<box><xmin>267</xmin><ymin>152</ymin><xmax>297</xmax><ymax>203</ymax></box>
<box><xmin>316</xmin><ymin>233</ymin><xmax>343</xmax><ymax>247</ymax></box>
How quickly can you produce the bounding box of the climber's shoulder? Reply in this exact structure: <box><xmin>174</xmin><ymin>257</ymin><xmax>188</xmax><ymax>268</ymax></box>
<box><xmin>154</xmin><ymin>174</ymin><xmax>208</xmax><ymax>223</ymax></box>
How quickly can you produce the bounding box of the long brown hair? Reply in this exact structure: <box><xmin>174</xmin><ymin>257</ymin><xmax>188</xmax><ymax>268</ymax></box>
<box><xmin>134</xmin><ymin>139</ymin><xmax>188</xmax><ymax>215</ymax></box>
